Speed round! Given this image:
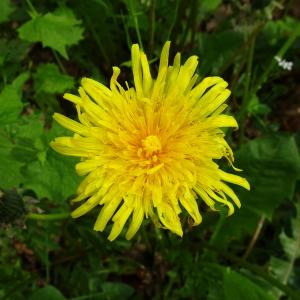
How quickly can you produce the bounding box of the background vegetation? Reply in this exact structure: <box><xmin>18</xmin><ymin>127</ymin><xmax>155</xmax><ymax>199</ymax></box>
<box><xmin>0</xmin><ymin>0</ymin><xmax>300</xmax><ymax>299</ymax></box>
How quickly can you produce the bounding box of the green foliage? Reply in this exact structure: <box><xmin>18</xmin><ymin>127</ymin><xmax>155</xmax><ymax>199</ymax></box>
<box><xmin>0</xmin><ymin>39</ymin><xmax>31</xmax><ymax>82</ymax></box>
<box><xmin>1</xmin><ymin>0</ymin><xmax>300</xmax><ymax>299</ymax></box>
<box><xmin>223</xmin><ymin>269</ymin><xmax>275</xmax><ymax>300</ymax></box>
<box><xmin>29</xmin><ymin>285</ymin><xmax>66</xmax><ymax>300</ymax></box>
<box><xmin>0</xmin><ymin>134</ymin><xmax>24</xmax><ymax>189</ymax></box>
<box><xmin>0</xmin><ymin>72</ymin><xmax>29</xmax><ymax>126</ymax></box>
<box><xmin>22</xmin><ymin>149</ymin><xmax>80</xmax><ymax>201</ymax></box>
<box><xmin>236</xmin><ymin>134</ymin><xmax>300</xmax><ymax>219</ymax></box>
<box><xmin>269</xmin><ymin>202</ymin><xmax>300</xmax><ymax>299</ymax></box>
<box><xmin>0</xmin><ymin>0</ymin><xmax>15</xmax><ymax>24</ymax></box>
<box><xmin>34</xmin><ymin>63</ymin><xmax>74</xmax><ymax>95</ymax></box>
<box><xmin>18</xmin><ymin>7</ymin><xmax>84</xmax><ymax>59</ymax></box>
<box><xmin>198</xmin><ymin>30</ymin><xmax>243</xmax><ymax>75</ymax></box>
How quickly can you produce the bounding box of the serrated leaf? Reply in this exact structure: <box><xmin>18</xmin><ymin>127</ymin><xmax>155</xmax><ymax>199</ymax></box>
<box><xmin>16</xmin><ymin>118</ymin><xmax>80</xmax><ymax>201</ymax></box>
<box><xmin>18</xmin><ymin>7</ymin><xmax>84</xmax><ymax>59</ymax></box>
<box><xmin>29</xmin><ymin>285</ymin><xmax>66</xmax><ymax>300</ymax></box>
<box><xmin>22</xmin><ymin>149</ymin><xmax>80</xmax><ymax>201</ymax></box>
<box><xmin>0</xmin><ymin>72</ymin><xmax>29</xmax><ymax>126</ymax></box>
<box><xmin>0</xmin><ymin>0</ymin><xmax>15</xmax><ymax>24</ymax></box>
<box><xmin>236</xmin><ymin>134</ymin><xmax>300</xmax><ymax>219</ymax></box>
<box><xmin>34</xmin><ymin>63</ymin><xmax>74</xmax><ymax>95</ymax></box>
<box><xmin>269</xmin><ymin>202</ymin><xmax>300</xmax><ymax>299</ymax></box>
<box><xmin>224</xmin><ymin>269</ymin><xmax>275</xmax><ymax>300</ymax></box>
<box><xmin>10</xmin><ymin>114</ymin><xmax>45</xmax><ymax>164</ymax></box>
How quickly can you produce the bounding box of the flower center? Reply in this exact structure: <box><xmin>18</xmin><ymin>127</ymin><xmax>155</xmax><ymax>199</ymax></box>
<box><xmin>141</xmin><ymin>135</ymin><xmax>161</xmax><ymax>156</ymax></box>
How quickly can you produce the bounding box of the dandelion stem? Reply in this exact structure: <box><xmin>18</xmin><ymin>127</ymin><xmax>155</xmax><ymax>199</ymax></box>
<box><xmin>201</xmin><ymin>213</ymin><xmax>226</xmax><ymax>261</ymax></box>
<box><xmin>242</xmin><ymin>215</ymin><xmax>265</xmax><ymax>260</ymax></box>
<box><xmin>128</xmin><ymin>0</ymin><xmax>144</xmax><ymax>50</ymax></box>
<box><xmin>52</xmin><ymin>50</ymin><xmax>67</xmax><ymax>74</ymax></box>
<box><xmin>84</xmin><ymin>15</ymin><xmax>111</xmax><ymax>67</ymax></box>
<box><xmin>45</xmin><ymin>224</ymin><xmax>50</xmax><ymax>282</ymax></box>
<box><xmin>238</xmin><ymin>33</ymin><xmax>256</xmax><ymax>142</ymax></box>
<box><xmin>166</xmin><ymin>0</ymin><xmax>179</xmax><ymax>40</ymax></box>
<box><xmin>26</xmin><ymin>0</ymin><xmax>39</xmax><ymax>18</ymax></box>
<box><xmin>148</xmin><ymin>0</ymin><xmax>156</xmax><ymax>57</ymax></box>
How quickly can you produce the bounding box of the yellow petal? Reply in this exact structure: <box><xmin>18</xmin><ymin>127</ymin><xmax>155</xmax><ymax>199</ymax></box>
<box><xmin>126</xmin><ymin>204</ymin><xmax>144</xmax><ymax>240</ymax></box>
<box><xmin>218</xmin><ymin>169</ymin><xmax>250</xmax><ymax>190</ymax></box>
<box><xmin>71</xmin><ymin>191</ymin><xmax>102</xmax><ymax>218</ymax></box>
<box><xmin>108</xmin><ymin>205</ymin><xmax>133</xmax><ymax>241</ymax></box>
<box><xmin>94</xmin><ymin>197</ymin><xmax>123</xmax><ymax>231</ymax></box>
<box><xmin>157</xmin><ymin>202</ymin><xmax>183</xmax><ymax>237</ymax></box>
<box><xmin>179</xmin><ymin>192</ymin><xmax>202</xmax><ymax>225</ymax></box>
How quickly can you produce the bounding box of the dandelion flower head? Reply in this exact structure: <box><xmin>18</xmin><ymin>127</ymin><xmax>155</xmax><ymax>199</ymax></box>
<box><xmin>50</xmin><ymin>41</ymin><xmax>250</xmax><ymax>241</ymax></box>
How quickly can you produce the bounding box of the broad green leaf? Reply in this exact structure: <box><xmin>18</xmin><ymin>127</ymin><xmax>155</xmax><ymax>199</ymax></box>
<box><xmin>18</xmin><ymin>7</ymin><xmax>84</xmax><ymax>59</ymax></box>
<box><xmin>34</xmin><ymin>63</ymin><xmax>74</xmax><ymax>95</ymax></box>
<box><xmin>224</xmin><ymin>269</ymin><xmax>275</xmax><ymax>300</ymax></box>
<box><xmin>29</xmin><ymin>285</ymin><xmax>66</xmax><ymax>300</ymax></box>
<box><xmin>0</xmin><ymin>0</ymin><xmax>15</xmax><ymax>24</ymax></box>
<box><xmin>0</xmin><ymin>72</ymin><xmax>29</xmax><ymax>126</ymax></box>
<box><xmin>236</xmin><ymin>134</ymin><xmax>300</xmax><ymax>219</ymax></box>
<box><xmin>214</xmin><ymin>206</ymin><xmax>260</xmax><ymax>246</ymax></box>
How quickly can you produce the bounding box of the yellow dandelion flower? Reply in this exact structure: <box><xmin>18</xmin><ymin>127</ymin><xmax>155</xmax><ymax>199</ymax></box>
<box><xmin>50</xmin><ymin>41</ymin><xmax>250</xmax><ymax>241</ymax></box>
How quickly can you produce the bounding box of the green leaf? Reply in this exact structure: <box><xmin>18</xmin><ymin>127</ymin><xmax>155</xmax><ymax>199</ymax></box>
<box><xmin>0</xmin><ymin>39</ymin><xmax>31</xmax><ymax>81</ymax></box>
<box><xmin>18</xmin><ymin>7</ymin><xmax>84</xmax><ymax>59</ymax></box>
<box><xmin>215</xmin><ymin>206</ymin><xmax>260</xmax><ymax>246</ymax></box>
<box><xmin>263</xmin><ymin>17</ymin><xmax>300</xmax><ymax>46</ymax></box>
<box><xmin>0</xmin><ymin>134</ymin><xmax>24</xmax><ymax>189</ymax></box>
<box><xmin>247</xmin><ymin>94</ymin><xmax>271</xmax><ymax>116</ymax></box>
<box><xmin>198</xmin><ymin>30</ymin><xmax>243</xmax><ymax>75</ymax></box>
<box><xmin>236</xmin><ymin>134</ymin><xmax>300</xmax><ymax>219</ymax></box>
<box><xmin>0</xmin><ymin>0</ymin><xmax>15</xmax><ymax>24</ymax></box>
<box><xmin>22</xmin><ymin>147</ymin><xmax>80</xmax><ymax>201</ymax></box>
<box><xmin>270</xmin><ymin>202</ymin><xmax>300</xmax><ymax>298</ymax></box>
<box><xmin>29</xmin><ymin>285</ymin><xmax>66</xmax><ymax>300</ymax></box>
<box><xmin>101</xmin><ymin>282</ymin><xmax>135</xmax><ymax>299</ymax></box>
<box><xmin>0</xmin><ymin>72</ymin><xmax>29</xmax><ymax>126</ymax></box>
<box><xmin>21</xmin><ymin>120</ymin><xmax>80</xmax><ymax>200</ymax></box>
<box><xmin>224</xmin><ymin>269</ymin><xmax>275</xmax><ymax>300</ymax></box>
<box><xmin>2</xmin><ymin>115</ymin><xmax>80</xmax><ymax>200</ymax></box>
<box><xmin>34</xmin><ymin>63</ymin><xmax>74</xmax><ymax>95</ymax></box>
<box><xmin>200</xmin><ymin>0</ymin><xmax>222</xmax><ymax>13</ymax></box>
